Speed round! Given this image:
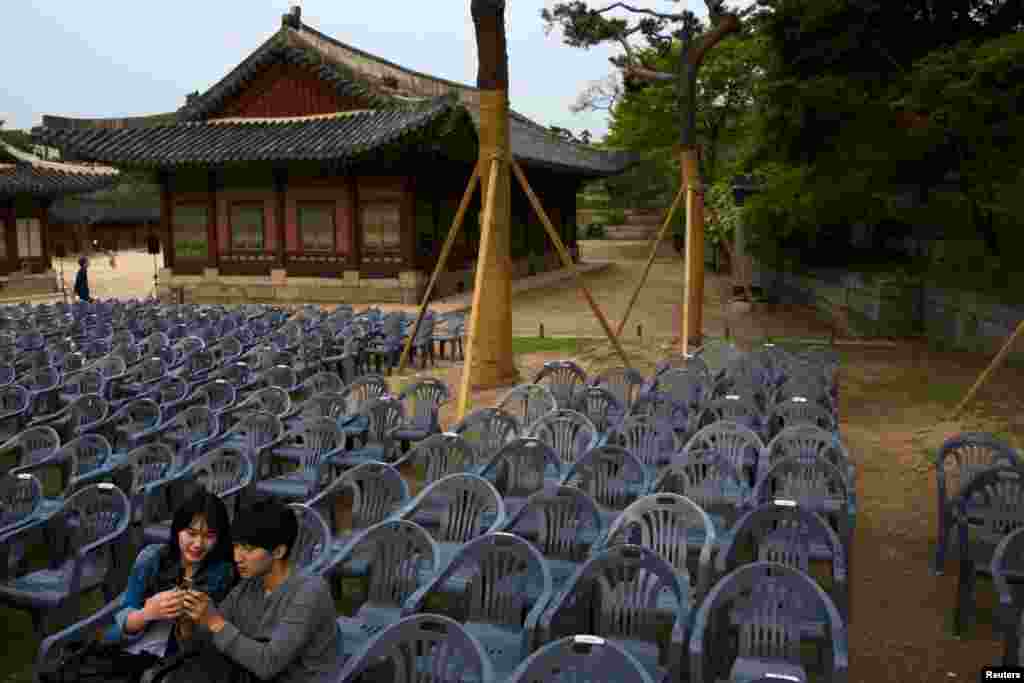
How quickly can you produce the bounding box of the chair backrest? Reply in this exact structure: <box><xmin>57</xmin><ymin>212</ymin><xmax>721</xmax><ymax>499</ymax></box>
<box><xmin>608</xmin><ymin>415</ymin><xmax>679</xmax><ymax>469</ymax></box>
<box><xmin>1</xmin><ymin>426</ymin><xmax>61</xmax><ymax>471</ymax></box>
<box><xmin>561</xmin><ymin>444</ymin><xmax>648</xmax><ymax>514</ymax></box>
<box><xmin>762</xmin><ymin>425</ymin><xmax>851</xmax><ymax>483</ymax></box>
<box><xmin>299</xmin><ymin>417</ymin><xmax>345</xmax><ymax>472</ymax></box>
<box><xmin>768</xmin><ymin>397</ymin><xmax>836</xmax><ymax>437</ymax></box>
<box><xmin>439</xmin><ymin>532</ymin><xmax>553</xmax><ymax>627</ymax></box>
<box><xmin>605</xmin><ymin>493</ymin><xmax>715</xmax><ymax>581</ymax></box>
<box><xmin>497</xmin><ymin>383</ymin><xmax>558</xmax><ymax>431</ymax></box>
<box><xmin>287</xmin><ymin>502</ymin><xmax>330</xmax><ymax>575</ymax></box>
<box><xmin>401</xmin><ymin>473</ymin><xmax>506</xmax><ymax>544</ymax></box>
<box><xmin>548</xmin><ymin>544</ymin><xmax>689</xmax><ymax>644</ymax></box>
<box><xmin>264</xmin><ymin>365</ymin><xmax>298</xmax><ymax>391</ymax></box>
<box><xmin>752</xmin><ymin>455</ymin><xmax>851</xmax><ymax>530</ymax></box>
<box><xmin>64</xmin><ymin>369</ymin><xmax>105</xmax><ymax>397</ymax></box>
<box><xmin>937</xmin><ymin>432</ymin><xmax>1021</xmax><ymax>508</ymax></box>
<box><xmin>683</xmin><ymin>420</ymin><xmax>765</xmax><ymax>481</ymax></box>
<box><xmin>247</xmin><ymin>386</ymin><xmax>292</xmax><ymax>417</ymax></box>
<box><xmin>229</xmin><ymin>410</ymin><xmax>283</xmax><ymax>459</ymax></box>
<box><xmin>654</xmin><ymin>451</ymin><xmax>751</xmax><ymax>524</ymax></box>
<box><xmin>507</xmin><ymin>634</ymin><xmax>656</xmax><ymax>683</ymax></box>
<box><xmin>956</xmin><ymin>465</ymin><xmax>1024</xmax><ymax>543</ymax></box>
<box><xmin>307</xmin><ymin>461</ymin><xmax>409</xmax><ymax>533</ymax></box>
<box><xmin>70</xmin><ymin>394</ymin><xmax>109</xmax><ymax>431</ymax></box>
<box><xmin>716</xmin><ymin>500</ymin><xmax>846</xmax><ymax>607</ymax></box>
<box><xmin>63</xmin><ymin>433</ymin><xmax>114</xmax><ymax>481</ymax></box>
<box><xmin>336</xmin><ymin>613</ymin><xmax>495</xmax><ymax>683</ymax></box>
<box><xmin>126</xmin><ymin>442</ymin><xmax>182</xmax><ymax>495</ymax></box>
<box><xmin>342</xmin><ymin>374</ymin><xmax>389</xmax><ymax>411</ymax></box>
<box><xmin>399</xmin><ymin>378</ymin><xmax>450</xmax><ymax>431</ymax></box>
<box><xmin>572</xmin><ymin>386</ymin><xmax>625</xmax><ymax>436</ymax></box>
<box><xmin>361</xmin><ymin>396</ymin><xmax>406</xmax><ymax>446</ymax></box>
<box><xmin>699</xmin><ymin>395</ymin><xmax>765</xmax><ymax>437</ymax></box>
<box><xmin>691</xmin><ymin>561</ymin><xmax>847</xmax><ymax>683</ymax></box>
<box><xmin>452</xmin><ymin>407</ymin><xmax>521</xmax><ymax>463</ymax></box>
<box><xmin>504</xmin><ymin>484</ymin><xmax>603</xmax><ymax>562</ymax></box>
<box><xmin>0</xmin><ymin>383</ymin><xmax>29</xmax><ymax>415</ymax></box>
<box><xmin>303</xmin><ymin>371</ymin><xmax>344</xmax><ymax>398</ymax></box>
<box><xmin>479</xmin><ymin>437</ymin><xmax>563</xmax><ymax>499</ymax></box>
<box><xmin>395</xmin><ymin>432</ymin><xmax>480</xmax><ymax>486</ymax></box>
<box><xmin>190</xmin><ymin>447</ymin><xmax>254</xmax><ymax>502</ymax></box>
<box><xmin>534</xmin><ymin>361</ymin><xmax>588</xmax><ymax>409</ymax></box>
<box><xmin>194</xmin><ymin>380</ymin><xmax>236</xmax><ymax>414</ymax></box>
<box><xmin>591</xmin><ymin>366</ymin><xmax>645</xmax><ymax>410</ymax></box>
<box><xmin>57</xmin><ymin>483</ymin><xmax>132</xmax><ymax>590</ymax></box>
<box><xmin>325</xmin><ymin>519</ymin><xmax>436</xmax><ymax>612</ymax></box>
<box><xmin>655</xmin><ymin>368</ymin><xmax>710</xmax><ymax>410</ymax></box>
<box><xmin>629</xmin><ymin>390</ymin><xmax>692</xmax><ymax>436</ymax></box>
<box><xmin>527</xmin><ymin>409</ymin><xmax>598</xmax><ymax>468</ymax></box>
<box><xmin>0</xmin><ymin>472</ymin><xmax>43</xmax><ymax>531</ymax></box>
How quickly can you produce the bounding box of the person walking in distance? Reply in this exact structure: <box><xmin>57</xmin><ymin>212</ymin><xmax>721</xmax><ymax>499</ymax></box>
<box><xmin>74</xmin><ymin>256</ymin><xmax>92</xmax><ymax>302</ymax></box>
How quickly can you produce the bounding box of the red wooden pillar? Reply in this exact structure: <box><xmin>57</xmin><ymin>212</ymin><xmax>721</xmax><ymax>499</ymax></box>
<box><xmin>159</xmin><ymin>172</ymin><xmax>174</xmax><ymax>270</ymax></box>
<box><xmin>207</xmin><ymin>170</ymin><xmax>220</xmax><ymax>268</ymax></box>
<box><xmin>273</xmin><ymin>168</ymin><xmax>287</xmax><ymax>268</ymax></box>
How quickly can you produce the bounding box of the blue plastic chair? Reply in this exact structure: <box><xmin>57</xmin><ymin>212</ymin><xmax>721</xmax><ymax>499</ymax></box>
<box><xmin>393</xmin><ymin>432</ymin><xmax>483</xmax><ymax>487</ymax></box>
<box><xmin>251</xmin><ymin>416</ymin><xmax>346</xmax><ymax>503</ymax></box>
<box><xmin>540</xmin><ymin>544</ymin><xmax>690</xmax><ymax>683</ymax></box>
<box><xmin>402</xmin><ymin>532</ymin><xmax>554</xmax><ymax>678</ymax></box>
<box><xmin>478</xmin><ymin>438</ymin><xmax>564</xmax><ymax>521</ymax></box>
<box><xmin>452</xmin><ymin>408</ymin><xmax>521</xmax><ymax>466</ymax></box>
<box><xmin>499</xmin><ymin>484</ymin><xmax>605</xmax><ymax>591</ymax></box>
<box><xmin>507</xmin><ymin>634</ymin><xmax>656</xmax><ymax>683</ymax></box>
<box><xmin>526</xmin><ymin>409</ymin><xmax>599</xmax><ymax>471</ymax></box>
<box><xmin>335</xmin><ymin>613</ymin><xmax>495</xmax><ymax>683</ymax></box>
<box><xmin>334</xmin><ymin>519</ymin><xmax>439</xmax><ymax>658</ymax></box>
<box><xmin>689</xmin><ymin>561</ymin><xmax>848</xmax><ymax>683</ymax></box>
<box><xmin>534</xmin><ymin>361</ymin><xmax>588</xmax><ymax>410</ymax></box>
<box><xmin>0</xmin><ymin>482</ymin><xmax>132</xmax><ymax>641</ymax></box>
<box><xmin>389</xmin><ymin>473</ymin><xmax>506</xmax><ymax>573</ymax></box>
<box><xmin>559</xmin><ymin>444</ymin><xmax>648</xmax><ymax>528</ymax></box>
<box><xmin>394</xmin><ymin>377</ymin><xmax>450</xmax><ymax>449</ymax></box>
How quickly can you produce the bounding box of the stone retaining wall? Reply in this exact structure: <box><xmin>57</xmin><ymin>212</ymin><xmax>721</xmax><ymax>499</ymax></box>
<box><xmin>159</xmin><ymin>251</ymin><xmax>569</xmax><ymax>306</ymax></box>
<box><xmin>753</xmin><ymin>262</ymin><xmax>1024</xmax><ymax>359</ymax></box>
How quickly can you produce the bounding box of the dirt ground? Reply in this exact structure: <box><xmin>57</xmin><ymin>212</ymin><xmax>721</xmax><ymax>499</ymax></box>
<box><xmin>29</xmin><ymin>242</ymin><xmax>1024</xmax><ymax>681</ymax></box>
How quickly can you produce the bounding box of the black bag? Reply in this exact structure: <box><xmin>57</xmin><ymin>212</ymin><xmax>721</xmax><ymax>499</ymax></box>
<box><xmin>148</xmin><ymin>645</ymin><xmax>261</xmax><ymax>683</ymax></box>
<box><xmin>38</xmin><ymin>642</ymin><xmax>161</xmax><ymax>683</ymax></box>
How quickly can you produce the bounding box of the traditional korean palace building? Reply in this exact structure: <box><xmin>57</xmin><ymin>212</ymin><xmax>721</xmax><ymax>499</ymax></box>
<box><xmin>35</xmin><ymin>7</ymin><xmax>635</xmax><ymax>305</ymax></box>
<box><xmin>0</xmin><ymin>140</ymin><xmax>119</xmax><ymax>297</ymax></box>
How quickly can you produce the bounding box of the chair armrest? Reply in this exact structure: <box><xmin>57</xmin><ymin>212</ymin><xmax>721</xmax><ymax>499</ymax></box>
<box><xmin>34</xmin><ymin>593</ymin><xmax>126</xmax><ymax>683</ymax></box>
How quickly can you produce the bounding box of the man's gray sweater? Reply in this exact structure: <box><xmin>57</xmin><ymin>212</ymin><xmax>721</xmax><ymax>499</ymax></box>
<box><xmin>201</xmin><ymin>571</ymin><xmax>341</xmax><ymax>682</ymax></box>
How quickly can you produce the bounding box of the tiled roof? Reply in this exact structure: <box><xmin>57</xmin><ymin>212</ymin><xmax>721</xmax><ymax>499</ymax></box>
<box><xmin>33</xmin><ymin>98</ymin><xmax>467</xmax><ymax>167</ymax></box>
<box><xmin>38</xmin><ymin>18</ymin><xmax>637</xmax><ymax>177</ymax></box>
<box><xmin>0</xmin><ymin>142</ymin><xmax>120</xmax><ymax>199</ymax></box>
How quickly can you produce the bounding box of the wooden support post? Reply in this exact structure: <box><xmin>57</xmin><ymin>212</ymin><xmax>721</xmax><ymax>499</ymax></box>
<box><xmin>397</xmin><ymin>160</ymin><xmax>482</xmax><ymax>372</ymax></box>
<box><xmin>615</xmin><ymin>182</ymin><xmax>686</xmax><ymax>338</ymax></box>
<box><xmin>681</xmin><ymin>146</ymin><xmax>704</xmax><ymax>354</ymax></box>
<box><xmin>950</xmin><ymin>319</ymin><xmax>1024</xmax><ymax>419</ymax></box>
<box><xmin>510</xmin><ymin>157</ymin><xmax>632</xmax><ymax>369</ymax></box>
<box><xmin>456</xmin><ymin>157</ymin><xmax>502</xmax><ymax>421</ymax></box>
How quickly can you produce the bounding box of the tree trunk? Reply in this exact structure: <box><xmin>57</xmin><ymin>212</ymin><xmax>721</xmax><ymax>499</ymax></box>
<box><xmin>471</xmin><ymin>0</ymin><xmax>509</xmax><ymax>90</ymax></box>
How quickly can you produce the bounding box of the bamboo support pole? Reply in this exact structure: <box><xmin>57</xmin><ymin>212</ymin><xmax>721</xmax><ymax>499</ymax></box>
<box><xmin>456</xmin><ymin>157</ymin><xmax>502</xmax><ymax>421</ymax></box>
<box><xmin>397</xmin><ymin>159</ymin><xmax>482</xmax><ymax>372</ymax></box>
<box><xmin>950</xmin><ymin>319</ymin><xmax>1024</xmax><ymax>419</ymax></box>
<box><xmin>614</xmin><ymin>182</ymin><xmax>687</xmax><ymax>338</ymax></box>
<box><xmin>509</xmin><ymin>157</ymin><xmax>632</xmax><ymax>369</ymax></box>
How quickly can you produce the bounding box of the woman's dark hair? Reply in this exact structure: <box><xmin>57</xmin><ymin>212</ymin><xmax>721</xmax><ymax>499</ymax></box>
<box><xmin>147</xmin><ymin>486</ymin><xmax>234</xmax><ymax>595</ymax></box>
<box><xmin>232</xmin><ymin>499</ymin><xmax>298</xmax><ymax>560</ymax></box>
<box><xmin>78</xmin><ymin>256</ymin><xmax>88</xmax><ymax>267</ymax></box>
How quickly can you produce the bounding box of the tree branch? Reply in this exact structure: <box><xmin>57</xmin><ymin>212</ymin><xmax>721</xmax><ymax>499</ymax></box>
<box><xmin>593</xmin><ymin>2</ymin><xmax>684</xmax><ymax>21</ymax></box>
<box><xmin>687</xmin><ymin>12</ymin><xmax>742</xmax><ymax>67</ymax></box>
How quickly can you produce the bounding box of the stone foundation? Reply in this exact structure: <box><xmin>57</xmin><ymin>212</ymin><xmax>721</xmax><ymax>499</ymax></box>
<box><xmin>0</xmin><ymin>271</ymin><xmax>60</xmax><ymax>299</ymax></box>
<box><xmin>158</xmin><ymin>252</ymin><xmax>569</xmax><ymax>305</ymax></box>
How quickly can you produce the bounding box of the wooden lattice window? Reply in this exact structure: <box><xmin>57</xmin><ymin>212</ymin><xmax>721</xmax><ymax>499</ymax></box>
<box><xmin>298</xmin><ymin>202</ymin><xmax>335</xmax><ymax>253</ymax></box>
<box><xmin>360</xmin><ymin>202</ymin><xmax>401</xmax><ymax>252</ymax></box>
<box><xmin>16</xmin><ymin>218</ymin><xmax>42</xmax><ymax>258</ymax></box>
<box><xmin>173</xmin><ymin>204</ymin><xmax>208</xmax><ymax>259</ymax></box>
<box><xmin>230</xmin><ymin>202</ymin><xmax>265</xmax><ymax>251</ymax></box>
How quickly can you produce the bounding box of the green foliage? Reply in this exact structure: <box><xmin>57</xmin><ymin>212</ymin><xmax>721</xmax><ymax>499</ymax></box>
<box><xmin>606</xmin><ymin>209</ymin><xmax>626</xmax><ymax>225</ymax></box>
<box><xmin>511</xmin><ymin>336</ymin><xmax>579</xmax><ymax>355</ymax></box>
<box><xmin>582</xmin><ymin>222</ymin><xmax>607</xmax><ymax>239</ymax></box>
<box><xmin>705</xmin><ymin>180</ymin><xmax>743</xmax><ymax>250</ymax></box>
<box><xmin>0</xmin><ymin>129</ymin><xmax>34</xmax><ymax>153</ymax></box>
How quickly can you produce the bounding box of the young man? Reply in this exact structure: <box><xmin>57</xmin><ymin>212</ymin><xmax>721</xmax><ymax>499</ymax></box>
<box><xmin>180</xmin><ymin>500</ymin><xmax>341</xmax><ymax>683</ymax></box>
<box><xmin>73</xmin><ymin>256</ymin><xmax>91</xmax><ymax>302</ymax></box>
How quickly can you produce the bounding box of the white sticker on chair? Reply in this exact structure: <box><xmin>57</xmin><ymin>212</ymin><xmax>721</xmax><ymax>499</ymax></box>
<box><xmin>773</xmin><ymin>499</ymin><xmax>797</xmax><ymax>507</ymax></box>
<box><xmin>573</xmin><ymin>635</ymin><xmax>605</xmax><ymax>645</ymax></box>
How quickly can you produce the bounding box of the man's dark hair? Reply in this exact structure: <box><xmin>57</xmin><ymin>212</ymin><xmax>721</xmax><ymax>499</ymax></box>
<box><xmin>79</xmin><ymin>256</ymin><xmax>88</xmax><ymax>267</ymax></box>
<box><xmin>232</xmin><ymin>499</ymin><xmax>298</xmax><ymax>560</ymax></box>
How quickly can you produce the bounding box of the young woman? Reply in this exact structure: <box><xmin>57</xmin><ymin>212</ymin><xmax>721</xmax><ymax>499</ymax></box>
<box><xmin>101</xmin><ymin>488</ymin><xmax>236</xmax><ymax>679</ymax></box>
